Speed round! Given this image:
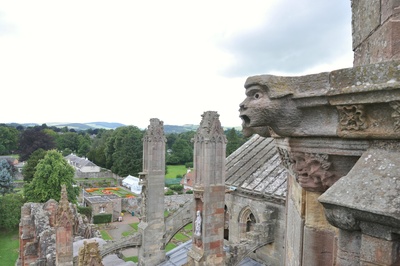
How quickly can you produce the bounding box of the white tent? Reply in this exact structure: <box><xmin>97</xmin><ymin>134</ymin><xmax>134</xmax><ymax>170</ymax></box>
<box><xmin>122</xmin><ymin>175</ymin><xmax>142</xmax><ymax>194</ymax></box>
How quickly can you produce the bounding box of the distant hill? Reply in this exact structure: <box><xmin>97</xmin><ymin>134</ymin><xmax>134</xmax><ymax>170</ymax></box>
<box><xmin>164</xmin><ymin>124</ymin><xmax>198</xmax><ymax>134</ymax></box>
<box><xmin>5</xmin><ymin>122</ymin><xmax>240</xmax><ymax>133</ymax></box>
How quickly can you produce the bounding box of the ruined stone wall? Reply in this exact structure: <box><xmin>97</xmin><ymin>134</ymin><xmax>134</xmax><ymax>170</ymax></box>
<box><xmin>225</xmin><ymin>193</ymin><xmax>286</xmax><ymax>266</ymax></box>
<box><xmin>18</xmin><ymin>200</ymin><xmax>98</xmax><ymax>266</ymax></box>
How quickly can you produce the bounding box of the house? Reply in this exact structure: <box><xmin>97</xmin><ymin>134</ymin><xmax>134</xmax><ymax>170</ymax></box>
<box><xmin>122</xmin><ymin>175</ymin><xmax>142</xmax><ymax>195</ymax></box>
<box><xmin>180</xmin><ymin>169</ymin><xmax>194</xmax><ymax>190</ymax></box>
<box><xmin>65</xmin><ymin>153</ymin><xmax>100</xmax><ymax>173</ymax></box>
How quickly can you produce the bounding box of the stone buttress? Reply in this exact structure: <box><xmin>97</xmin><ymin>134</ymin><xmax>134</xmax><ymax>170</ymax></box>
<box><xmin>187</xmin><ymin>111</ymin><xmax>227</xmax><ymax>266</ymax></box>
<box><xmin>138</xmin><ymin>118</ymin><xmax>167</xmax><ymax>266</ymax></box>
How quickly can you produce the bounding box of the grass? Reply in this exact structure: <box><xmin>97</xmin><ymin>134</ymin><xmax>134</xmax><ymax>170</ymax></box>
<box><xmin>184</xmin><ymin>223</ymin><xmax>192</xmax><ymax>230</ymax></box>
<box><xmin>122</xmin><ymin>231</ymin><xmax>135</xmax><ymax>237</ymax></box>
<box><xmin>124</xmin><ymin>256</ymin><xmax>138</xmax><ymax>262</ymax></box>
<box><xmin>165</xmin><ymin>243</ymin><xmax>177</xmax><ymax>252</ymax></box>
<box><xmin>0</xmin><ymin>228</ymin><xmax>19</xmax><ymax>266</ymax></box>
<box><xmin>166</xmin><ymin>165</ymin><xmax>188</xmax><ymax>179</ymax></box>
<box><xmin>174</xmin><ymin>232</ymin><xmax>189</xmax><ymax>241</ymax></box>
<box><xmin>100</xmin><ymin>230</ymin><xmax>112</xmax><ymax>240</ymax></box>
<box><xmin>129</xmin><ymin>222</ymin><xmax>139</xmax><ymax>231</ymax></box>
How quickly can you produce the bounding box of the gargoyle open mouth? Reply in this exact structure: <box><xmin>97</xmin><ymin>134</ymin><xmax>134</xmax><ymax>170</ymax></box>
<box><xmin>240</xmin><ymin>115</ymin><xmax>250</xmax><ymax>127</ymax></box>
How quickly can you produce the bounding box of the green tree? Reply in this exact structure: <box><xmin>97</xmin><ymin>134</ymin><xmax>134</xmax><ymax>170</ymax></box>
<box><xmin>21</xmin><ymin>148</ymin><xmax>47</xmax><ymax>183</ymax></box>
<box><xmin>0</xmin><ymin>159</ymin><xmax>14</xmax><ymax>195</ymax></box>
<box><xmin>18</xmin><ymin>127</ymin><xmax>55</xmax><ymax>161</ymax></box>
<box><xmin>0</xmin><ymin>194</ymin><xmax>25</xmax><ymax>230</ymax></box>
<box><xmin>77</xmin><ymin>133</ymin><xmax>92</xmax><ymax>157</ymax></box>
<box><xmin>166</xmin><ymin>131</ymin><xmax>195</xmax><ymax>165</ymax></box>
<box><xmin>24</xmin><ymin>150</ymin><xmax>78</xmax><ymax>203</ymax></box>
<box><xmin>225</xmin><ymin>128</ymin><xmax>246</xmax><ymax>156</ymax></box>
<box><xmin>87</xmin><ymin>129</ymin><xmax>113</xmax><ymax>168</ymax></box>
<box><xmin>104</xmin><ymin>126</ymin><xmax>144</xmax><ymax>176</ymax></box>
<box><xmin>0</xmin><ymin>125</ymin><xmax>19</xmax><ymax>155</ymax></box>
<box><xmin>56</xmin><ymin>132</ymin><xmax>79</xmax><ymax>153</ymax></box>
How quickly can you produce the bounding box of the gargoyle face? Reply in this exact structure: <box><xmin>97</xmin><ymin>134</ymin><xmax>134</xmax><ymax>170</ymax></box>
<box><xmin>239</xmin><ymin>84</ymin><xmax>301</xmax><ymax>137</ymax></box>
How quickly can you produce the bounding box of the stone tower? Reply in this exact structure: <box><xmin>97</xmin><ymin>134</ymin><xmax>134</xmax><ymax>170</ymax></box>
<box><xmin>55</xmin><ymin>184</ymin><xmax>74</xmax><ymax>266</ymax></box>
<box><xmin>138</xmin><ymin>118</ymin><xmax>167</xmax><ymax>266</ymax></box>
<box><xmin>187</xmin><ymin>111</ymin><xmax>227</xmax><ymax>266</ymax></box>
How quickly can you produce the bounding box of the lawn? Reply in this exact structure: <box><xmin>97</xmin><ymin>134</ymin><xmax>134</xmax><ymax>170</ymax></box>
<box><xmin>166</xmin><ymin>165</ymin><xmax>188</xmax><ymax>179</ymax></box>
<box><xmin>124</xmin><ymin>256</ymin><xmax>138</xmax><ymax>262</ymax></box>
<box><xmin>0</xmin><ymin>229</ymin><xmax>19</xmax><ymax>266</ymax></box>
<box><xmin>165</xmin><ymin>242</ymin><xmax>176</xmax><ymax>252</ymax></box>
<box><xmin>100</xmin><ymin>230</ymin><xmax>113</xmax><ymax>240</ymax></box>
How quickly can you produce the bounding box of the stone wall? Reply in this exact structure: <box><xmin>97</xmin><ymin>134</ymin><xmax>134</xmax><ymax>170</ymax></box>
<box><xmin>225</xmin><ymin>193</ymin><xmax>286</xmax><ymax>266</ymax></box>
<box><xmin>17</xmin><ymin>200</ymin><xmax>99</xmax><ymax>266</ymax></box>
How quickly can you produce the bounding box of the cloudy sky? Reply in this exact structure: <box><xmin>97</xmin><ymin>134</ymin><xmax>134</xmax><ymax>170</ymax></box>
<box><xmin>0</xmin><ymin>0</ymin><xmax>353</xmax><ymax>129</ymax></box>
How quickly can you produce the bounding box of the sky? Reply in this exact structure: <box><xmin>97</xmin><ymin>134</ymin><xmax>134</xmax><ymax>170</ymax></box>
<box><xmin>0</xmin><ymin>0</ymin><xmax>353</xmax><ymax>129</ymax></box>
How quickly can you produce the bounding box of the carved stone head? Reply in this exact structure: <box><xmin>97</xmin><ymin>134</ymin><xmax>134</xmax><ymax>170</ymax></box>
<box><xmin>239</xmin><ymin>75</ymin><xmax>302</xmax><ymax>137</ymax></box>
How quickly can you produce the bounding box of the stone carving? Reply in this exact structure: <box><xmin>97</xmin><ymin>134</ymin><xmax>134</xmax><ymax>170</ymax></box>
<box><xmin>56</xmin><ymin>185</ymin><xmax>74</xmax><ymax>228</ymax></box>
<box><xmin>194</xmin><ymin>111</ymin><xmax>227</xmax><ymax>143</ymax></box>
<box><xmin>143</xmin><ymin>118</ymin><xmax>166</xmax><ymax>142</ymax></box>
<box><xmin>239</xmin><ymin>75</ymin><xmax>303</xmax><ymax>138</ymax></box>
<box><xmin>337</xmin><ymin>105</ymin><xmax>367</xmax><ymax>131</ymax></box>
<box><xmin>78</xmin><ymin>240</ymin><xmax>104</xmax><ymax>266</ymax></box>
<box><xmin>194</xmin><ymin>210</ymin><xmax>202</xmax><ymax>236</ymax></box>
<box><xmin>389</xmin><ymin>101</ymin><xmax>400</xmax><ymax>132</ymax></box>
<box><xmin>324</xmin><ymin>207</ymin><xmax>360</xmax><ymax>231</ymax></box>
<box><xmin>290</xmin><ymin>152</ymin><xmax>338</xmax><ymax>192</ymax></box>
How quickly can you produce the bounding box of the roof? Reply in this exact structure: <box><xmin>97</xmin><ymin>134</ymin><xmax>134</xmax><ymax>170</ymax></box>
<box><xmin>225</xmin><ymin>135</ymin><xmax>287</xmax><ymax>202</ymax></box>
<box><xmin>85</xmin><ymin>196</ymin><xmax>112</xmax><ymax>204</ymax></box>
<box><xmin>159</xmin><ymin>240</ymin><xmax>266</xmax><ymax>266</ymax></box>
<box><xmin>65</xmin><ymin>153</ymin><xmax>98</xmax><ymax>168</ymax></box>
<box><xmin>159</xmin><ymin>240</ymin><xmax>192</xmax><ymax>266</ymax></box>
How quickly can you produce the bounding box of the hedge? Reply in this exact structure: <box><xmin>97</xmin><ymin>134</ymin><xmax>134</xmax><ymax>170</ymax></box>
<box><xmin>77</xmin><ymin>206</ymin><xmax>93</xmax><ymax>220</ymax></box>
<box><xmin>93</xmin><ymin>213</ymin><xmax>112</xmax><ymax>224</ymax></box>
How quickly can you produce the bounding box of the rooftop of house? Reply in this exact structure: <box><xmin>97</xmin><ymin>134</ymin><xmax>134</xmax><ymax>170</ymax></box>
<box><xmin>65</xmin><ymin>153</ymin><xmax>98</xmax><ymax>168</ymax></box>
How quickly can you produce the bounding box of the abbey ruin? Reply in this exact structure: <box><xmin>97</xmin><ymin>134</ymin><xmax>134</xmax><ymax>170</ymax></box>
<box><xmin>16</xmin><ymin>1</ymin><xmax>400</xmax><ymax>265</ymax></box>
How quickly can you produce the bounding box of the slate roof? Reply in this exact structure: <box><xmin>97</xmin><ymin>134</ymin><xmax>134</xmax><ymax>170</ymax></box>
<box><xmin>159</xmin><ymin>240</ymin><xmax>265</xmax><ymax>266</ymax></box>
<box><xmin>65</xmin><ymin>153</ymin><xmax>98</xmax><ymax>168</ymax></box>
<box><xmin>225</xmin><ymin>134</ymin><xmax>287</xmax><ymax>202</ymax></box>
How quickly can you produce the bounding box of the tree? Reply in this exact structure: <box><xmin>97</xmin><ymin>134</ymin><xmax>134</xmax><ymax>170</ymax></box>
<box><xmin>225</xmin><ymin>128</ymin><xmax>247</xmax><ymax>156</ymax></box>
<box><xmin>56</xmin><ymin>132</ymin><xmax>79</xmax><ymax>154</ymax></box>
<box><xmin>18</xmin><ymin>127</ymin><xmax>55</xmax><ymax>161</ymax></box>
<box><xmin>0</xmin><ymin>125</ymin><xmax>19</xmax><ymax>155</ymax></box>
<box><xmin>166</xmin><ymin>131</ymin><xmax>195</xmax><ymax>165</ymax></box>
<box><xmin>87</xmin><ymin>129</ymin><xmax>113</xmax><ymax>168</ymax></box>
<box><xmin>21</xmin><ymin>148</ymin><xmax>47</xmax><ymax>183</ymax></box>
<box><xmin>104</xmin><ymin>126</ymin><xmax>144</xmax><ymax>176</ymax></box>
<box><xmin>24</xmin><ymin>150</ymin><xmax>78</xmax><ymax>203</ymax></box>
<box><xmin>0</xmin><ymin>159</ymin><xmax>14</xmax><ymax>195</ymax></box>
<box><xmin>0</xmin><ymin>194</ymin><xmax>25</xmax><ymax>230</ymax></box>
<box><xmin>77</xmin><ymin>133</ymin><xmax>92</xmax><ymax>157</ymax></box>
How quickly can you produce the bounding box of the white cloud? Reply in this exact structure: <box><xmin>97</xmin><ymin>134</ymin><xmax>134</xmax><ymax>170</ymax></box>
<box><xmin>0</xmin><ymin>0</ymin><xmax>352</xmax><ymax>129</ymax></box>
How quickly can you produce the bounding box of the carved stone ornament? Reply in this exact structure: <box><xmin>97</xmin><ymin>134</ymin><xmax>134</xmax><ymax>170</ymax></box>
<box><xmin>193</xmin><ymin>111</ymin><xmax>227</xmax><ymax>144</ymax></box>
<box><xmin>78</xmin><ymin>240</ymin><xmax>104</xmax><ymax>266</ymax></box>
<box><xmin>193</xmin><ymin>190</ymin><xmax>204</xmax><ymax>202</ymax></box>
<box><xmin>324</xmin><ymin>207</ymin><xmax>360</xmax><ymax>231</ymax></box>
<box><xmin>337</xmin><ymin>104</ymin><xmax>367</xmax><ymax>131</ymax></box>
<box><xmin>143</xmin><ymin>118</ymin><xmax>166</xmax><ymax>142</ymax></box>
<box><xmin>56</xmin><ymin>185</ymin><xmax>74</xmax><ymax>228</ymax></box>
<box><xmin>279</xmin><ymin>150</ymin><xmax>339</xmax><ymax>192</ymax></box>
<box><xmin>389</xmin><ymin>101</ymin><xmax>400</xmax><ymax>132</ymax></box>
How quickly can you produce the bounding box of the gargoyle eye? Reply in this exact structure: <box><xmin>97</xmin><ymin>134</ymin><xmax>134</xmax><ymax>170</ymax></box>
<box><xmin>254</xmin><ymin>93</ymin><xmax>260</xmax><ymax>99</ymax></box>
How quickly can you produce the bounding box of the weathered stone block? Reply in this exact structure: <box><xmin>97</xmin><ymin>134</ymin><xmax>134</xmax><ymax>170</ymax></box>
<box><xmin>354</xmin><ymin>18</ymin><xmax>400</xmax><ymax>65</ymax></box>
<box><xmin>302</xmin><ymin>226</ymin><xmax>336</xmax><ymax>266</ymax></box>
<box><xmin>360</xmin><ymin>234</ymin><xmax>400</xmax><ymax>265</ymax></box>
<box><xmin>351</xmin><ymin>0</ymin><xmax>381</xmax><ymax>50</ymax></box>
<box><xmin>336</xmin><ymin>230</ymin><xmax>361</xmax><ymax>266</ymax></box>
